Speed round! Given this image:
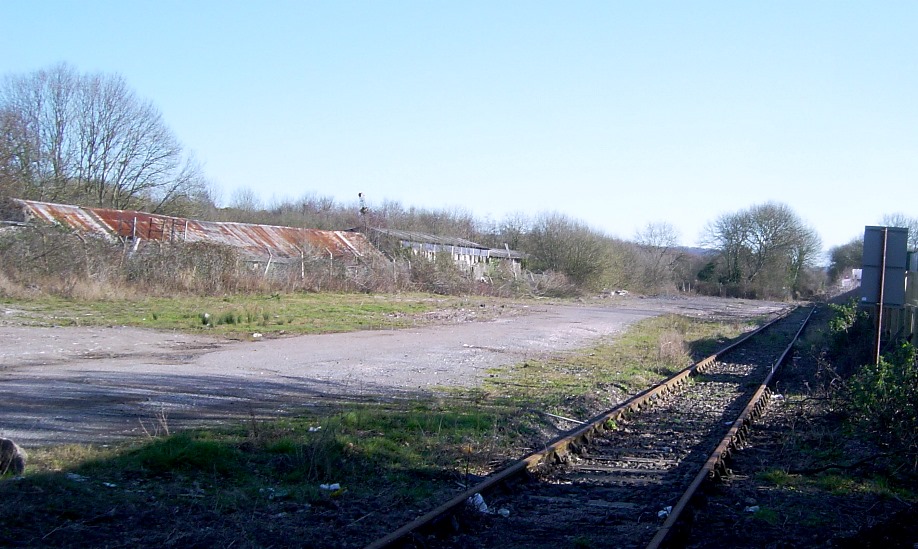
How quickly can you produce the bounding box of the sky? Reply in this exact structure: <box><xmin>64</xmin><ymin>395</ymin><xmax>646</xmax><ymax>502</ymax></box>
<box><xmin>3</xmin><ymin>1</ymin><xmax>917</xmax><ymax>250</ymax></box>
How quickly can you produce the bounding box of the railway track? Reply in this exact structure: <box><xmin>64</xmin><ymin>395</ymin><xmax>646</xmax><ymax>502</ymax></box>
<box><xmin>367</xmin><ymin>306</ymin><xmax>814</xmax><ymax>549</ymax></box>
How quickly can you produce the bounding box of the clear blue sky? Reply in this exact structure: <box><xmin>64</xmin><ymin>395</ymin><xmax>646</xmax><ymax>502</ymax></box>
<box><xmin>3</xmin><ymin>1</ymin><xmax>916</xmax><ymax>250</ymax></box>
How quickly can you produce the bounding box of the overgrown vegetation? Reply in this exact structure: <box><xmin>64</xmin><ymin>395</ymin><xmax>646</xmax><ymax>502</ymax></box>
<box><xmin>0</xmin><ymin>224</ymin><xmax>555</xmax><ymax>299</ymax></box>
<box><xmin>825</xmin><ymin>299</ymin><xmax>918</xmax><ymax>469</ymax></box>
<box><xmin>846</xmin><ymin>342</ymin><xmax>918</xmax><ymax>468</ymax></box>
<box><xmin>682</xmin><ymin>301</ymin><xmax>918</xmax><ymax>548</ymax></box>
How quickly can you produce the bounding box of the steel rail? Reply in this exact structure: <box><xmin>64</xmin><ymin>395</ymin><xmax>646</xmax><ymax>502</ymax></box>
<box><xmin>646</xmin><ymin>305</ymin><xmax>815</xmax><ymax>549</ymax></box>
<box><xmin>364</xmin><ymin>306</ymin><xmax>797</xmax><ymax>549</ymax></box>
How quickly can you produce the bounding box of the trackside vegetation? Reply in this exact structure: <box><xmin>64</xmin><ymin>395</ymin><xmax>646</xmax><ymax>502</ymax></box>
<box><xmin>683</xmin><ymin>301</ymin><xmax>918</xmax><ymax>547</ymax></box>
<box><xmin>829</xmin><ymin>300</ymin><xmax>918</xmax><ymax>468</ymax></box>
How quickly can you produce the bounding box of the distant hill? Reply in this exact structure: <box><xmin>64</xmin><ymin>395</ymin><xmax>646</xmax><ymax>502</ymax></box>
<box><xmin>677</xmin><ymin>246</ymin><xmax>717</xmax><ymax>257</ymax></box>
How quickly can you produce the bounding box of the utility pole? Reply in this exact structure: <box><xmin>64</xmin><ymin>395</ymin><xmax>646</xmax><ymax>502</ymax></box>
<box><xmin>358</xmin><ymin>193</ymin><xmax>369</xmax><ymax>235</ymax></box>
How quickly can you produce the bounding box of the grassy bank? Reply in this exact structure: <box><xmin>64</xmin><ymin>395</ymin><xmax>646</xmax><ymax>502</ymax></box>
<box><xmin>0</xmin><ymin>292</ymin><xmax>509</xmax><ymax>337</ymax></box>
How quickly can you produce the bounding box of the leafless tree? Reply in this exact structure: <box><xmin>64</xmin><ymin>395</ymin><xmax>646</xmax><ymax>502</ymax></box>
<box><xmin>880</xmin><ymin>213</ymin><xmax>918</xmax><ymax>250</ymax></box>
<box><xmin>703</xmin><ymin>202</ymin><xmax>822</xmax><ymax>298</ymax></box>
<box><xmin>484</xmin><ymin>211</ymin><xmax>530</xmax><ymax>252</ymax></box>
<box><xmin>0</xmin><ymin>63</ymin><xmax>205</xmax><ymax>213</ymax></box>
<box><xmin>703</xmin><ymin>210</ymin><xmax>749</xmax><ymax>285</ymax></box>
<box><xmin>229</xmin><ymin>186</ymin><xmax>263</xmax><ymax>214</ymax></box>
<box><xmin>634</xmin><ymin>221</ymin><xmax>683</xmax><ymax>292</ymax></box>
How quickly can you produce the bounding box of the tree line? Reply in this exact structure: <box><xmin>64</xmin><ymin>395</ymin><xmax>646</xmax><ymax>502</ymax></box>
<box><xmin>3</xmin><ymin>64</ymin><xmax>915</xmax><ymax>300</ymax></box>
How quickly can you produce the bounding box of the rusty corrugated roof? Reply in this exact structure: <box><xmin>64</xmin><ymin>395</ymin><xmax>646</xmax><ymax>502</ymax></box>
<box><xmin>14</xmin><ymin>199</ymin><xmax>379</xmax><ymax>262</ymax></box>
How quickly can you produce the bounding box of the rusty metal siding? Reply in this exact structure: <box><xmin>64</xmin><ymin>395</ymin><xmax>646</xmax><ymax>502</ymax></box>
<box><xmin>20</xmin><ymin>201</ymin><xmax>111</xmax><ymax>235</ymax></box>
<box><xmin>14</xmin><ymin>199</ymin><xmax>380</xmax><ymax>262</ymax></box>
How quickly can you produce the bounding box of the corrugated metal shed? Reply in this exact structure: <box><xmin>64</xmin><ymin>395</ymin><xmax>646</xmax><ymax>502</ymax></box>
<box><xmin>365</xmin><ymin>227</ymin><xmax>486</xmax><ymax>249</ymax></box>
<box><xmin>362</xmin><ymin>227</ymin><xmax>525</xmax><ymax>260</ymax></box>
<box><xmin>15</xmin><ymin>199</ymin><xmax>379</xmax><ymax>262</ymax></box>
<box><xmin>484</xmin><ymin>247</ymin><xmax>526</xmax><ymax>261</ymax></box>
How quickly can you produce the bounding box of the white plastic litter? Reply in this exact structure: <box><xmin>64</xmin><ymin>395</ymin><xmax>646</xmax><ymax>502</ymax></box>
<box><xmin>658</xmin><ymin>505</ymin><xmax>672</xmax><ymax>518</ymax></box>
<box><xmin>467</xmin><ymin>493</ymin><xmax>489</xmax><ymax>514</ymax></box>
<box><xmin>319</xmin><ymin>483</ymin><xmax>341</xmax><ymax>491</ymax></box>
<box><xmin>497</xmin><ymin>508</ymin><xmax>510</xmax><ymax>518</ymax></box>
<box><xmin>268</xmin><ymin>488</ymin><xmax>290</xmax><ymax>500</ymax></box>
<box><xmin>744</xmin><ymin>505</ymin><xmax>760</xmax><ymax>513</ymax></box>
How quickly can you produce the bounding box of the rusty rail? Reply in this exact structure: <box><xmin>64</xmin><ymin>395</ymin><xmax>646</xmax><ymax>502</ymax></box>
<box><xmin>646</xmin><ymin>305</ymin><xmax>815</xmax><ymax>549</ymax></box>
<box><xmin>365</xmin><ymin>306</ymin><xmax>799</xmax><ymax>549</ymax></box>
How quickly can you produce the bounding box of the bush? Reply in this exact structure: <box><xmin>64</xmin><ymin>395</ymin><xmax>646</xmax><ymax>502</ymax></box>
<box><xmin>125</xmin><ymin>240</ymin><xmax>247</xmax><ymax>294</ymax></box>
<box><xmin>826</xmin><ymin>300</ymin><xmax>874</xmax><ymax>376</ymax></box>
<box><xmin>847</xmin><ymin>342</ymin><xmax>918</xmax><ymax>464</ymax></box>
<box><xmin>407</xmin><ymin>253</ymin><xmax>475</xmax><ymax>295</ymax></box>
<box><xmin>530</xmin><ymin>270</ymin><xmax>581</xmax><ymax>298</ymax></box>
<box><xmin>0</xmin><ymin>224</ymin><xmax>125</xmax><ymax>298</ymax></box>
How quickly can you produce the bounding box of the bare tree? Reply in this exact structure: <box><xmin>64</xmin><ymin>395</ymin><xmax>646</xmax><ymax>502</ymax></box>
<box><xmin>0</xmin><ymin>63</ymin><xmax>205</xmax><ymax>213</ymax></box>
<box><xmin>0</xmin><ymin>65</ymin><xmax>76</xmax><ymax>202</ymax></box>
<box><xmin>785</xmin><ymin>222</ymin><xmax>822</xmax><ymax>297</ymax></box>
<box><xmin>229</xmin><ymin>186</ymin><xmax>262</xmax><ymax>211</ymax></box>
<box><xmin>0</xmin><ymin>106</ymin><xmax>27</xmax><ymax>198</ymax></box>
<box><xmin>703</xmin><ymin>202</ymin><xmax>822</xmax><ymax>298</ymax></box>
<box><xmin>702</xmin><ymin>210</ymin><xmax>748</xmax><ymax>284</ymax></box>
<box><xmin>493</xmin><ymin>212</ymin><xmax>529</xmax><ymax>250</ymax></box>
<box><xmin>880</xmin><ymin>213</ymin><xmax>918</xmax><ymax>250</ymax></box>
<box><xmin>634</xmin><ymin>221</ymin><xmax>683</xmax><ymax>292</ymax></box>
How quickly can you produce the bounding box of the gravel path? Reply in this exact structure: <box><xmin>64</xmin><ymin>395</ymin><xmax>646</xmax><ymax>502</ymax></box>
<box><xmin>0</xmin><ymin>296</ymin><xmax>788</xmax><ymax>445</ymax></box>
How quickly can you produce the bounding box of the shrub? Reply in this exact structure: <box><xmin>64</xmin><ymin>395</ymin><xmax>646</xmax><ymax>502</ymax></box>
<box><xmin>826</xmin><ymin>300</ymin><xmax>874</xmax><ymax>377</ymax></box>
<box><xmin>846</xmin><ymin>342</ymin><xmax>918</xmax><ymax>464</ymax></box>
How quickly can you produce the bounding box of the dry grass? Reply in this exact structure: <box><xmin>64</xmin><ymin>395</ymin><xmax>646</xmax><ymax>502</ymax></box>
<box><xmin>657</xmin><ymin>328</ymin><xmax>690</xmax><ymax>365</ymax></box>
